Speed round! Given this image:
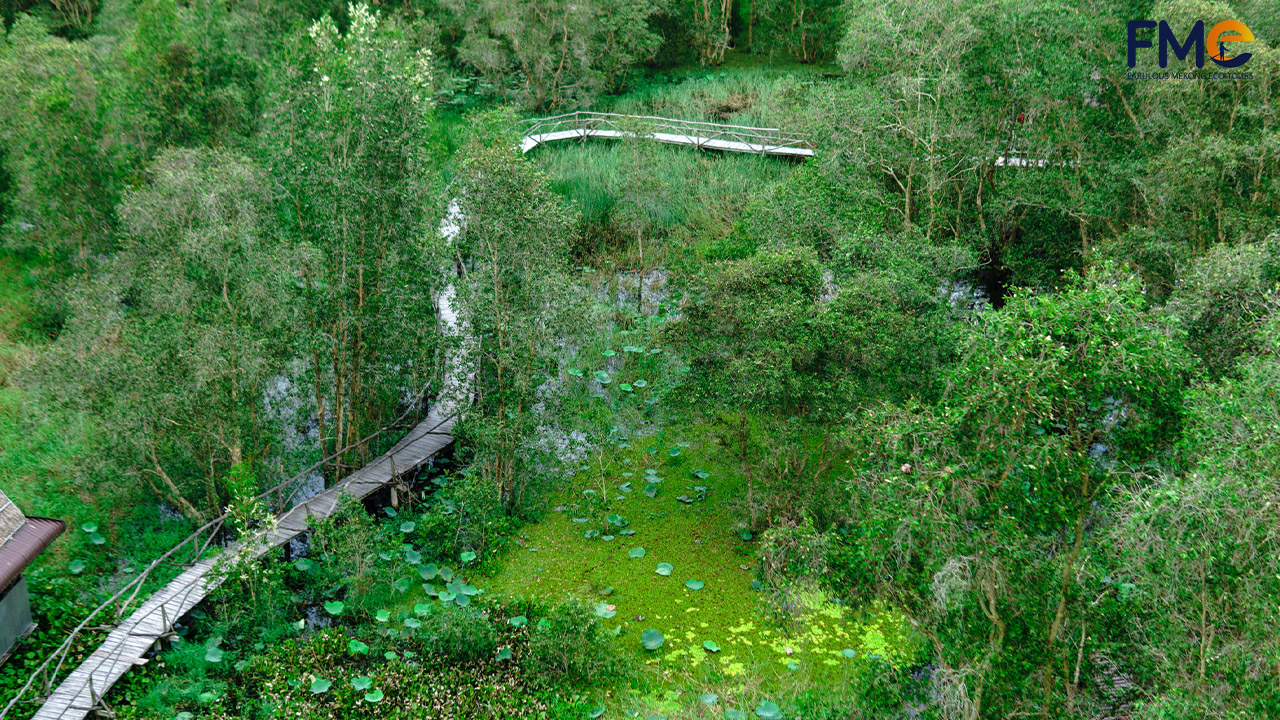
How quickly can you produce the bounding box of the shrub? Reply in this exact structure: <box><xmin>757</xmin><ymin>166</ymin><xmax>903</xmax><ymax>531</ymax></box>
<box><xmin>1165</xmin><ymin>237</ymin><xmax>1280</xmax><ymax>380</ymax></box>
<box><xmin>790</xmin><ymin>659</ymin><xmax>925</xmax><ymax>719</ymax></box>
<box><xmin>527</xmin><ymin>600</ymin><xmax>625</xmax><ymax>685</ymax></box>
<box><xmin>415</xmin><ymin>605</ymin><xmax>498</xmax><ymax>663</ymax></box>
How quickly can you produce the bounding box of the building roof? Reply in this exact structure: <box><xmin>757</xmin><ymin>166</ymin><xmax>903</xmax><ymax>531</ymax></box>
<box><xmin>0</xmin><ymin>491</ymin><xmax>65</xmax><ymax>593</ymax></box>
<box><xmin>0</xmin><ymin>491</ymin><xmax>25</xmax><ymax>546</ymax></box>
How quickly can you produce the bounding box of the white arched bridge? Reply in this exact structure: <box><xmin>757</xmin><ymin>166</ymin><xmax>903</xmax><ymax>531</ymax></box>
<box><xmin>520</xmin><ymin>111</ymin><xmax>816</xmax><ymax>158</ymax></box>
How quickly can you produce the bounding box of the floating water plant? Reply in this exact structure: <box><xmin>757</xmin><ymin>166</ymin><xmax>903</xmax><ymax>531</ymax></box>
<box><xmin>323</xmin><ymin>600</ymin><xmax>345</xmax><ymax>616</ymax></box>
<box><xmin>685</xmin><ymin>579</ymin><xmax>705</xmax><ymax>590</ymax></box>
<box><xmin>628</xmin><ymin>547</ymin><xmax>647</xmax><ymax>558</ymax></box>
<box><xmin>755</xmin><ymin>701</ymin><xmax>782</xmax><ymax>719</ymax></box>
<box><xmin>641</xmin><ymin>629</ymin><xmax>665</xmax><ymax>650</ymax></box>
<box><xmin>655</xmin><ymin>563</ymin><xmax>673</xmax><ymax>576</ymax></box>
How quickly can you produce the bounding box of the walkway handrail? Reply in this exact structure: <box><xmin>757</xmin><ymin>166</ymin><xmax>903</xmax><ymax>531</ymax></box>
<box><xmin>0</xmin><ymin>383</ymin><xmax>448</xmax><ymax>718</ymax></box>
<box><xmin>521</xmin><ymin>111</ymin><xmax>815</xmax><ymax>154</ymax></box>
<box><xmin>523</xmin><ymin>110</ymin><xmax>797</xmax><ymax>134</ymax></box>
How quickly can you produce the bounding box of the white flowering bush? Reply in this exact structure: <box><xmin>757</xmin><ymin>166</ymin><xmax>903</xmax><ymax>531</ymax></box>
<box><xmin>209</xmin><ymin>463</ymin><xmax>289</xmax><ymax>635</ymax></box>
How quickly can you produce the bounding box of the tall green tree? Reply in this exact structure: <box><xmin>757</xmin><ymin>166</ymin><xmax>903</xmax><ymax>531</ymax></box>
<box><xmin>264</xmin><ymin>4</ymin><xmax>445</xmax><ymax>479</ymax></box>
<box><xmin>833</xmin><ymin>268</ymin><xmax>1191</xmax><ymax>718</ymax></box>
<box><xmin>750</xmin><ymin>0</ymin><xmax>842</xmax><ymax>63</ymax></box>
<box><xmin>452</xmin><ymin>108</ymin><xmax>582</xmax><ymax>516</ymax></box>
<box><xmin>0</xmin><ymin>14</ymin><xmax>121</xmax><ymax>273</ymax></box>
<box><xmin>444</xmin><ymin>0</ymin><xmax>665</xmax><ymax>110</ymax></box>
<box><xmin>29</xmin><ymin>149</ymin><xmax>296</xmax><ymax>519</ymax></box>
<box><xmin>123</xmin><ymin>0</ymin><xmax>260</xmax><ymax>148</ymax></box>
<box><xmin>1107</xmin><ymin>291</ymin><xmax>1280</xmax><ymax>719</ymax></box>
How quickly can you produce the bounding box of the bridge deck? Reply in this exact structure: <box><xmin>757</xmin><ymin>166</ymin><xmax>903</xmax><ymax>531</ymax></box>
<box><xmin>26</xmin><ymin>289</ymin><xmax>466</xmax><ymax>720</ymax></box>
<box><xmin>521</xmin><ymin>128</ymin><xmax>815</xmax><ymax>157</ymax></box>
<box><xmin>520</xmin><ymin>112</ymin><xmax>815</xmax><ymax>158</ymax></box>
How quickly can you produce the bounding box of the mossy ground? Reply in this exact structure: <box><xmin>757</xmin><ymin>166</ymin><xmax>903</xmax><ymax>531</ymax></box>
<box><xmin>486</xmin><ymin>428</ymin><xmax>918</xmax><ymax>709</ymax></box>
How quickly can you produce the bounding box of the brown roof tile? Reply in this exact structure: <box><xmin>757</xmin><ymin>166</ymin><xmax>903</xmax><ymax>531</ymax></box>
<box><xmin>0</xmin><ymin>516</ymin><xmax>65</xmax><ymax>593</ymax></box>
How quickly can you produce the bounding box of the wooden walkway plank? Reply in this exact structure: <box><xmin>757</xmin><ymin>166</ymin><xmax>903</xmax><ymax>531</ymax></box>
<box><xmin>26</xmin><ymin>280</ymin><xmax>469</xmax><ymax>720</ymax></box>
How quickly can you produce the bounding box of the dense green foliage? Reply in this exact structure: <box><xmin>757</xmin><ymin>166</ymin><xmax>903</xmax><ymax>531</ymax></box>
<box><xmin>1</xmin><ymin>0</ymin><xmax>1278</xmax><ymax>718</ymax></box>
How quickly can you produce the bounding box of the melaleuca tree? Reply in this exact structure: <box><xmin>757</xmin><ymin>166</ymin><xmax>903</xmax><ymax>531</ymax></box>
<box><xmin>838</xmin><ymin>0</ymin><xmax>988</xmax><ymax>242</ymax></box>
<box><xmin>0</xmin><ymin>15</ymin><xmax>121</xmax><ymax>275</ymax></box>
<box><xmin>668</xmin><ymin>233</ymin><xmax>960</xmax><ymax>530</ymax></box>
<box><xmin>1165</xmin><ymin>235</ymin><xmax>1280</xmax><ymax>379</ymax></box>
<box><xmin>749</xmin><ymin>0</ymin><xmax>843</xmax><ymax>63</ymax></box>
<box><xmin>28</xmin><ymin>149</ymin><xmax>297</xmax><ymax>519</ymax></box>
<box><xmin>832</xmin><ymin>268</ymin><xmax>1192</xmax><ymax>718</ymax></box>
<box><xmin>264</xmin><ymin>4</ymin><xmax>446</xmax><ymax>480</ymax></box>
<box><xmin>1106</xmin><ymin>303</ymin><xmax>1280</xmax><ymax>719</ymax></box>
<box><xmin>444</xmin><ymin>0</ymin><xmax>665</xmax><ymax>110</ymax></box>
<box><xmin>123</xmin><ymin>0</ymin><xmax>260</xmax><ymax>148</ymax></box>
<box><xmin>1124</xmin><ymin>0</ymin><xmax>1280</xmax><ymax>252</ymax></box>
<box><xmin>451</xmin><ymin>108</ymin><xmax>584</xmax><ymax>518</ymax></box>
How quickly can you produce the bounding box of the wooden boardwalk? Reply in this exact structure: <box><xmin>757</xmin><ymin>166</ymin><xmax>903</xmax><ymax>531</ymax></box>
<box><xmin>20</xmin><ymin>284</ymin><xmax>470</xmax><ymax>720</ymax></box>
<box><xmin>16</xmin><ymin>112</ymin><xmax>812</xmax><ymax>719</ymax></box>
<box><xmin>520</xmin><ymin>111</ymin><xmax>815</xmax><ymax>158</ymax></box>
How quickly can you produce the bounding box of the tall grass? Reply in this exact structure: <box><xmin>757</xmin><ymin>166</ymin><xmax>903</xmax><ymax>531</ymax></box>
<box><xmin>532</xmin><ymin>139</ymin><xmax>794</xmax><ymax>267</ymax></box>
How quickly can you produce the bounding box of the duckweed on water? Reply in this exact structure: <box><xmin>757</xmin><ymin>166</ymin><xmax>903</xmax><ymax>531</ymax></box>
<box><xmin>486</xmin><ymin>432</ymin><xmax>918</xmax><ymax>693</ymax></box>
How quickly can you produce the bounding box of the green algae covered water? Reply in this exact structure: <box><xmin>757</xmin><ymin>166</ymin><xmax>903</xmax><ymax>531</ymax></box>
<box><xmin>484</xmin><ymin>432</ymin><xmax>920</xmax><ymax>694</ymax></box>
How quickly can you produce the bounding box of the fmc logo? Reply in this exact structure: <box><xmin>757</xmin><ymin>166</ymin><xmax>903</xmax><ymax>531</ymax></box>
<box><xmin>1127</xmin><ymin>19</ymin><xmax>1254</xmax><ymax>68</ymax></box>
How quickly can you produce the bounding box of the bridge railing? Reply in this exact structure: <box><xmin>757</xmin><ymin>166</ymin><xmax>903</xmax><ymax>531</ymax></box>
<box><xmin>522</xmin><ymin>111</ymin><xmax>814</xmax><ymax>154</ymax></box>
<box><xmin>0</xmin><ymin>395</ymin><xmax>440</xmax><ymax>719</ymax></box>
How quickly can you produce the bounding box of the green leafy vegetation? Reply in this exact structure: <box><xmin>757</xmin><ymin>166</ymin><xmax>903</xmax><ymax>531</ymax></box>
<box><xmin>2</xmin><ymin>0</ymin><xmax>1279</xmax><ymax>718</ymax></box>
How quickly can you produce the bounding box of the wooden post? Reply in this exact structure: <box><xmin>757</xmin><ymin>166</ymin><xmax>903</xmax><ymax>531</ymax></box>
<box><xmin>390</xmin><ymin>456</ymin><xmax>399</xmax><ymax>508</ymax></box>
